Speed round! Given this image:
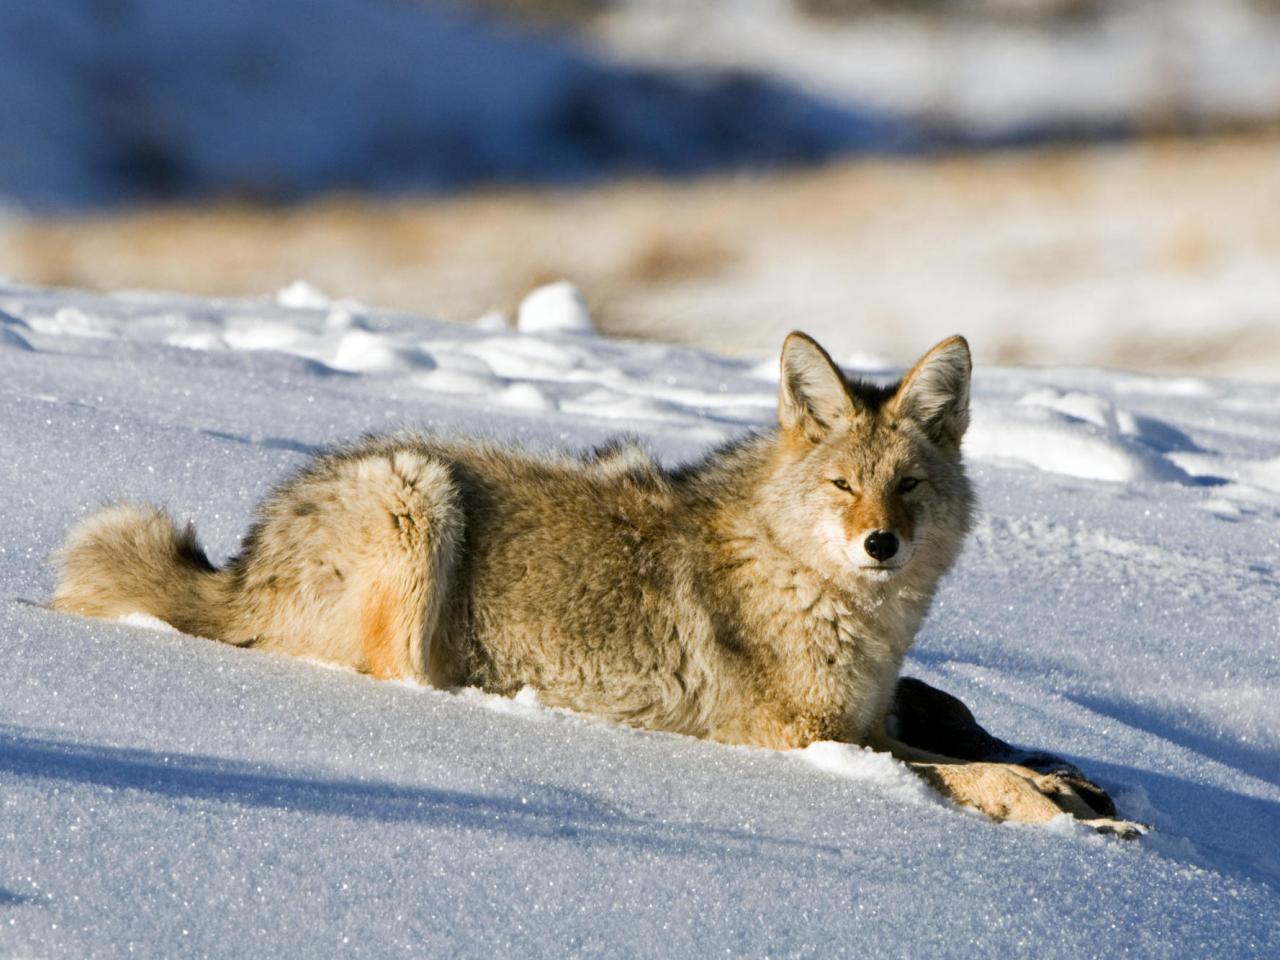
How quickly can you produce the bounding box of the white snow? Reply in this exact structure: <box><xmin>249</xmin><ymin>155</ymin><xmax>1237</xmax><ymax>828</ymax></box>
<box><xmin>274</xmin><ymin>280</ymin><xmax>332</xmax><ymax>311</ymax></box>
<box><xmin>0</xmin><ymin>281</ymin><xmax>1278</xmax><ymax>956</ymax></box>
<box><xmin>115</xmin><ymin>612</ymin><xmax>180</xmax><ymax>634</ymax></box>
<box><xmin>516</xmin><ymin>281</ymin><xmax>595</xmax><ymax>336</ymax></box>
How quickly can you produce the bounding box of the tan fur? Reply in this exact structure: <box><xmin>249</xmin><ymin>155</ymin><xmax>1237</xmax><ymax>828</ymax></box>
<box><xmin>51</xmin><ymin>332</ymin><xmax>1138</xmax><ymax>834</ymax></box>
<box><xmin>360</xmin><ymin>582</ymin><xmax>400</xmax><ymax>680</ymax></box>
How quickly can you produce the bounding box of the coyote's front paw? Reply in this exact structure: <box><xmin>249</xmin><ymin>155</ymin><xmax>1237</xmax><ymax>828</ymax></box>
<box><xmin>1082</xmin><ymin>818</ymin><xmax>1148</xmax><ymax>840</ymax></box>
<box><xmin>912</xmin><ymin>761</ymin><xmax>1145</xmax><ymax>838</ymax></box>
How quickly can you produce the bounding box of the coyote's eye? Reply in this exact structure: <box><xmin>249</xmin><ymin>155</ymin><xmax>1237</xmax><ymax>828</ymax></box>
<box><xmin>897</xmin><ymin>477</ymin><xmax>920</xmax><ymax>494</ymax></box>
<box><xmin>831</xmin><ymin>478</ymin><xmax>852</xmax><ymax>493</ymax></box>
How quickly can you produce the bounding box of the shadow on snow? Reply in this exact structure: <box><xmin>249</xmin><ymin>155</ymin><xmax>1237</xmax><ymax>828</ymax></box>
<box><xmin>0</xmin><ymin>727</ymin><xmax>840</xmax><ymax>868</ymax></box>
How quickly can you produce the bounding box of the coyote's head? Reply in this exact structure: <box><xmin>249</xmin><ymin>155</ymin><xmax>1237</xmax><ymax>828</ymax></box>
<box><xmin>763</xmin><ymin>332</ymin><xmax>974</xmax><ymax>586</ymax></box>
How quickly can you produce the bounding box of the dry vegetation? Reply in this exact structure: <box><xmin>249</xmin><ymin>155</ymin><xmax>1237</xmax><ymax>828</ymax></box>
<box><xmin>4</xmin><ymin>134</ymin><xmax>1279</xmax><ymax>376</ymax></box>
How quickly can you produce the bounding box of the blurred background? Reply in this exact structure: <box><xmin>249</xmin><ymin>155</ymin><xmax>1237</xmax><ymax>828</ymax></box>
<box><xmin>1</xmin><ymin>0</ymin><xmax>1278</xmax><ymax>377</ymax></box>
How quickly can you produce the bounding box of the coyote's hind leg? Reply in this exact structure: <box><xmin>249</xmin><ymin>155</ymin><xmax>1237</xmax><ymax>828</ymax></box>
<box><xmin>229</xmin><ymin>446</ymin><xmax>463</xmax><ymax>683</ymax></box>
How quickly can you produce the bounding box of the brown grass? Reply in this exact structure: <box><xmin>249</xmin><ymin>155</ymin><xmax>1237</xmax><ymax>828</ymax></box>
<box><xmin>4</xmin><ymin>133</ymin><xmax>1280</xmax><ymax>375</ymax></box>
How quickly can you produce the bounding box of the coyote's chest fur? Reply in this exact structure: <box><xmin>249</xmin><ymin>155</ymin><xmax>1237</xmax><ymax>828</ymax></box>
<box><xmin>680</xmin><ymin>514</ymin><xmax>932</xmax><ymax>748</ymax></box>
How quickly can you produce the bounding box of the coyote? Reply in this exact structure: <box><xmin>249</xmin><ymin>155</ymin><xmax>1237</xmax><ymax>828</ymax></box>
<box><xmin>53</xmin><ymin>332</ymin><xmax>1135</xmax><ymax>833</ymax></box>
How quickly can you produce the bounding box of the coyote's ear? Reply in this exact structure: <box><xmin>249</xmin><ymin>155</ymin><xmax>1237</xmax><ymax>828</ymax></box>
<box><xmin>778</xmin><ymin>332</ymin><xmax>855</xmax><ymax>442</ymax></box>
<box><xmin>891</xmin><ymin>335</ymin><xmax>971</xmax><ymax>451</ymax></box>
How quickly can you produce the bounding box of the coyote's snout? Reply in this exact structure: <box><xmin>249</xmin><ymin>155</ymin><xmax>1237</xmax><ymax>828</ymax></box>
<box><xmin>52</xmin><ymin>331</ymin><xmax>1139</xmax><ymax>835</ymax></box>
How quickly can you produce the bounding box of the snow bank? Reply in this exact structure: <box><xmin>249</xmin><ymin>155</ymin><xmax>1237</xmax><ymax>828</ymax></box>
<box><xmin>0</xmin><ymin>281</ymin><xmax>1277</xmax><ymax>956</ymax></box>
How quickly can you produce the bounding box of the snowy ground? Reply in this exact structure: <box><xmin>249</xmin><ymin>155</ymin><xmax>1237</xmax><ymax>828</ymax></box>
<box><xmin>1</xmin><ymin>282</ymin><xmax>1277</xmax><ymax>956</ymax></box>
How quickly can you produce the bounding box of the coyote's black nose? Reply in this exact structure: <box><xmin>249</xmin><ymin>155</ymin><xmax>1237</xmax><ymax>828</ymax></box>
<box><xmin>864</xmin><ymin>530</ymin><xmax>899</xmax><ymax>562</ymax></box>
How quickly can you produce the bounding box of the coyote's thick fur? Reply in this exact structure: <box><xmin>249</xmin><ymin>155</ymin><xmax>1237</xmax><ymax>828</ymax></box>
<box><xmin>52</xmin><ymin>332</ymin><xmax>1136</xmax><ymax>833</ymax></box>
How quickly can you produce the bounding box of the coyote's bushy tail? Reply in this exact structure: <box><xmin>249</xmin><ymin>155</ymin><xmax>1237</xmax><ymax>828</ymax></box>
<box><xmin>51</xmin><ymin>504</ymin><xmax>236</xmax><ymax>641</ymax></box>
